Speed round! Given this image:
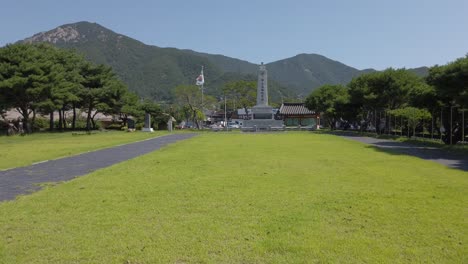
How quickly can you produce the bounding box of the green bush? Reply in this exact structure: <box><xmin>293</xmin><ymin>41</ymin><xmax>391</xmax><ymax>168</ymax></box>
<box><xmin>33</xmin><ymin>117</ymin><xmax>49</xmax><ymax>131</ymax></box>
<box><xmin>72</xmin><ymin>119</ymin><xmax>87</xmax><ymax>129</ymax></box>
<box><xmin>106</xmin><ymin>123</ymin><xmax>122</xmax><ymax>130</ymax></box>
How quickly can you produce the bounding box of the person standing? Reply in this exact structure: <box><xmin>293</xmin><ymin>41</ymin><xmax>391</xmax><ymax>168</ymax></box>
<box><xmin>7</xmin><ymin>121</ymin><xmax>17</xmax><ymax>136</ymax></box>
<box><xmin>18</xmin><ymin>120</ymin><xmax>24</xmax><ymax>135</ymax></box>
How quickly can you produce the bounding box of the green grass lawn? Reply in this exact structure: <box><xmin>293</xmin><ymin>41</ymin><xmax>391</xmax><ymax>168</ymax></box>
<box><xmin>0</xmin><ymin>131</ymin><xmax>168</xmax><ymax>170</ymax></box>
<box><xmin>0</xmin><ymin>133</ymin><xmax>466</xmax><ymax>263</ymax></box>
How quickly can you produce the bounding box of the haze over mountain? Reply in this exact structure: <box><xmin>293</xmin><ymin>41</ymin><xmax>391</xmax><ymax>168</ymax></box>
<box><xmin>20</xmin><ymin>21</ymin><xmax>428</xmax><ymax>101</ymax></box>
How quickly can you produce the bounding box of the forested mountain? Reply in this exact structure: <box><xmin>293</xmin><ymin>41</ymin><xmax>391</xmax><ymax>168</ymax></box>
<box><xmin>19</xmin><ymin>21</ymin><xmax>429</xmax><ymax>102</ymax></box>
<box><xmin>22</xmin><ymin>22</ymin><xmax>222</xmax><ymax>101</ymax></box>
<box><xmin>266</xmin><ymin>53</ymin><xmax>363</xmax><ymax>96</ymax></box>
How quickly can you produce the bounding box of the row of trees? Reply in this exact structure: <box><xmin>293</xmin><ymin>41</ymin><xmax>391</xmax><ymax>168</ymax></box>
<box><xmin>0</xmin><ymin>43</ymin><xmax>246</xmax><ymax>133</ymax></box>
<box><xmin>305</xmin><ymin>55</ymin><xmax>468</xmax><ymax>144</ymax></box>
<box><xmin>0</xmin><ymin>43</ymin><xmax>159</xmax><ymax>133</ymax></box>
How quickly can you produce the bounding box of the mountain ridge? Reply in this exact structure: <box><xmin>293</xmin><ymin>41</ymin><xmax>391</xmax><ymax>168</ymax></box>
<box><xmin>17</xmin><ymin>21</ymin><xmax>429</xmax><ymax>101</ymax></box>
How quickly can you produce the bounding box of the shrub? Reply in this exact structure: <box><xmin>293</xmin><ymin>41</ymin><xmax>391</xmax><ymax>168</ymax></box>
<box><xmin>33</xmin><ymin>117</ymin><xmax>49</xmax><ymax>131</ymax></box>
<box><xmin>106</xmin><ymin>123</ymin><xmax>122</xmax><ymax>130</ymax></box>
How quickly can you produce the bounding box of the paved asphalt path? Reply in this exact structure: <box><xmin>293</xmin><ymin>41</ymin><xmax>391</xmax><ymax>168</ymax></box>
<box><xmin>0</xmin><ymin>133</ymin><xmax>197</xmax><ymax>202</ymax></box>
<box><xmin>335</xmin><ymin>132</ymin><xmax>468</xmax><ymax>172</ymax></box>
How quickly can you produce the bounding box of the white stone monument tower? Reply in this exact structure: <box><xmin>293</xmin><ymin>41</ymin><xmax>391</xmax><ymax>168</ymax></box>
<box><xmin>241</xmin><ymin>63</ymin><xmax>284</xmax><ymax>131</ymax></box>
<box><xmin>251</xmin><ymin>62</ymin><xmax>273</xmax><ymax>119</ymax></box>
<box><xmin>257</xmin><ymin>62</ymin><xmax>268</xmax><ymax>106</ymax></box>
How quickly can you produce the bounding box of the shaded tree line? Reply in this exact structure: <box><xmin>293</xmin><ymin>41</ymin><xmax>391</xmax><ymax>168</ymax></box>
<box><xmin>306</xmin><ymin>55</ymin><xmax>468</xmax><ymax>144</ymax></box>
<box><xmin>0</xmin><ymin>43</ymin><xmax>153</xmax><ymax>133</ymax></box>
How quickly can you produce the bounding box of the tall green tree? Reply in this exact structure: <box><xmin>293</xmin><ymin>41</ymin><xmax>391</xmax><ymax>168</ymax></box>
<box><xmin>427</xmin><ymin>55</ymin><xmax>468</xmax><ymax>144</ymax></box>
<box><xmin>0</xmin><ymin>91</ymin><xmax>8</xmax><ymax>120</ymax></box>
<box><xmin>389</xmin><ymin>107</ymin><xmax>431</xmax><ymax>137</ymax></box>
<box><xmin>0</xmin><ymin>43</ymin><xmax>58</xmax><ymax>133</ymax></box>
<box><xmin>348</xmin><ymin>68</ymin><xmax>427</xmax><ymax>132</ymax></box>
<box><xmin>305</xmin><ymin>84</ymin><xmax>349</xmax><ymax>129</ymax></box>
<box><xmin>427</xmin><ymin>55</ymin><xmax>468</xmax><ymax>107</ymax></box>
<box><xmin>0</xmin><ymin>43</ymin><xmax>140</xmax><ymax>133</ymax></box>
<box><xmin>174</xmin><ymin>85</ymin><xmax>204</xmax><ymax>129</ymax></box>
<box><xmin>80</xmin><ymin>63</ymin><xmax>126</xmax><ymax>131</ymax></box>
<box><xmin>118</xmin><ymin>92</ymin><xmax>142</xmax><ymax>127</ymax></box>
<box><xmin>139</xmin><ymin>99</ymin><xmax>162</xmax><ymax>118</ymax></box>
<box><xmin>222</xmin><ymin>80</ymin><xmax>256</xmax><ymax>116</ymax></box>
<box><xmin>36</xmin><ymin>48</ymin><xmax>85</xmax><ymax>131</ymax></box>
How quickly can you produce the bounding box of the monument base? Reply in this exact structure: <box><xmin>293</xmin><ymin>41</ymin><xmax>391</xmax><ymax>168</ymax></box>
<box><xmin>241</xmin><ymin>119</ymin><xmax>284</xmax><ymax>132</ymax></box>
<box><xmin>252</xmin><ymin>105</ymin><xmax>273</xmax><ymax>119</ymax></box>
<box><xmin>141</xmin><ymin>127</ymin><xmax>154</xmax><ymax>132</ymax></box>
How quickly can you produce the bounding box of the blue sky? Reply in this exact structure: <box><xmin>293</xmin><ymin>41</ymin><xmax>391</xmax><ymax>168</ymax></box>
<box><xmin>1</xmin><ymin>0</ymin><xmax>467</xmax><ymax>70</ymax></box>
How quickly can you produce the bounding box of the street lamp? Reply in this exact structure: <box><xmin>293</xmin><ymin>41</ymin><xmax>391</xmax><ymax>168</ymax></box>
<box><xmin>450</xmin><ymin>105</ymin><xmax>453</xmax><ymax>145</ymax></box>
<box><xmin>460</xmin><ymin>107</ymin><xmax>466</xmax><ymax>143</ymax></box>
<box><xmin>224</xmin><ymin>93</ymin><xmax>228</xmax><ymax>132</ymax></box>
<box><xmin>277</xmin><ymin>90</ymin><xmax>284</xmax><ymax>104</ymax></box>
<box><xmin>449</xmin><ymin>101</ymin><xmax>457</xmax><ymax>145</ymax></box>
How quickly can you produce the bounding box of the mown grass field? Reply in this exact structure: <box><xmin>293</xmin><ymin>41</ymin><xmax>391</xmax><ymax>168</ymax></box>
<box><xmin>0</xmin><ymin>131</ymin><xmax>168</xmax><ymax>170</ymax></box>
<box><xmin>0</xmin><ymin>133</ymin><xmax>466</xmax><ymax>263</ymax></box>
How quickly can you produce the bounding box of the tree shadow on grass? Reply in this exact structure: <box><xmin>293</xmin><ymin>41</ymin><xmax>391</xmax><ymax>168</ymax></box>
<box><xmin>364</xmin><ymin>142</ymin><xmax>468</xmax><ymax>172</ymax></box>
<box><xmin>323</xmin><ymin>131</ymin><xmax>468</xmax><ymax>172</ymax></box>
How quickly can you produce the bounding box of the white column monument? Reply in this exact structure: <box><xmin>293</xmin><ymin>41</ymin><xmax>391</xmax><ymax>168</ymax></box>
<box><xmin>241</xmin><ymin>62</ymin><xmax>284</xmax><ymax>131</ymax></box>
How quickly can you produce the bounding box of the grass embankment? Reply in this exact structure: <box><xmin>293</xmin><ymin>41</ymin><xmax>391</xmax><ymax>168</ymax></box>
<box><xmin>0</xmin><ymin>133</ymin><xmax>466</xmax><ymax>263</ymax></box>
<box><xmin>0</xmin><ymin>131</ymin><xmax>168</xmax><ymax>170</ymax></box>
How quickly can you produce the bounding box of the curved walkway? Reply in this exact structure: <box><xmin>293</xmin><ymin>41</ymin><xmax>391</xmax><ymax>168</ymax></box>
<box><xmin>334</xmin><ymin>132</ymin><xmax>468</xmax><ymax>172</ymax></box>
<box><xmin>0</xmin><ymin>133</ymin><xmax>197</xmax><ymax>202</ymax></box>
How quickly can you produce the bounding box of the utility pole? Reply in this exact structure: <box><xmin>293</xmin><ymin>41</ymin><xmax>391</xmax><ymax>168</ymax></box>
<box><xmin>224</xmin><ymin>94</ymin><xmax>228</xmax><ymax>132</ymax></box>
<box><xmin>463</xmin><ymin>108</ymin><xmax>465</xmax><ymax>143</ymax></box>
<box><xmin>374</xmin><ymin>109</ymin><xmax>377</xmax><ymax>134</ymax></box>
<box><xmin>388</xmin><ymin>112</ymin><xmax>391</xmax><ymax>135</ymax></box>
<box><xmin>400</xmin><ymin>115</ymin><xmax>403</xmax><ymax>136</ymax></box>
<box><xmin>379</xmin><ymin>111</ymin><xmax>381</xmax><ymax>134</ymax></box>
<box><xmin>278</xmin><ymin>90</ymin><xmax>284</xmax><ymax>104</ymax></box>
<box><xmin>422</xmin><ymin>118</ymin><xmax>424</xmax><ymax>138</ymax></box>
<box><xmin>407</xmin><ymin>118</ymin><xmax>410</xmax><ymax>138</ymax></box>
<box><xmin>431</xmin><ymin>111</ymin><xmax>434</xmax><ymax>140</ymax></box>
<box><xmin>450</xmin><ymin>106</ymin><xmax>453</xmax><ymax>145</ymax></box>
<box><xmin>440</xmin><ymin>107</ymin><xmax>443</xmax><ymax>141</ymax></box>
<box><xmin>387</xmin><ymin>111</ymin><xmax>390</xmax><ymax>135</ymax></box>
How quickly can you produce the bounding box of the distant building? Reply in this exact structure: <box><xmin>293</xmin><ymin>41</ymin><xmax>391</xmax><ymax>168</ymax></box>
<box><xmin>232</xmin><ymin>108</ymin><xmax>277</xmax><ymax>120</ymax></box>
<box><xmin>278</xmin><ymin>103</ymin><xmax>320</xmax><ymax>129</ymax></box>
<box><xmin>231</xmin><ymin>108</ymin><xmax>252</xmax><ymax>120</ymax></box>
<box><xmin>204</xmin><ymin>109</ymin><xmax>232</xmax><ymax>124</ymax></box>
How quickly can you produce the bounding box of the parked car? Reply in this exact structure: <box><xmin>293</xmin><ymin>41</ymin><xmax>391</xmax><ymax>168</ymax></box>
<box><xmin>227</xmin><ymin>122</ymin><xmax>240</xmax><ymax>129</ymax></box>
<box><xmin>210</xmin><ymin>123</ymin><xmax>225</xmax><ymax>131</ymax></box>
<box><xmin>176</xmin><ymin>121</ymin><xmax>196</xmax><ymax>129</ymax></box>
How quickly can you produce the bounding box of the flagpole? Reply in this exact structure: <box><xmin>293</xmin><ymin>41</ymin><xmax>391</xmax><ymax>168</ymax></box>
<box><xmin>225</xmin><ymin>94</ymin><xmax>227</xmax><ymax>131</ymax></box>
<box><xmin>201</xmin><ymin>66</ymin><xmax>204</xmax><ymax>108</ymax></box>
<box><xmin>195</xmin><ymin>65</ymin><xmax>205</xmax><ymax>129</ymax></box>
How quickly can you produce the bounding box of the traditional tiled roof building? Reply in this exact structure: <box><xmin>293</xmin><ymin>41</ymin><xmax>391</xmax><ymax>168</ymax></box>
<box><xmin>278</xmin><ymin>103</ymin><xmax>320</xmax><ymax>129</ymax></box>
